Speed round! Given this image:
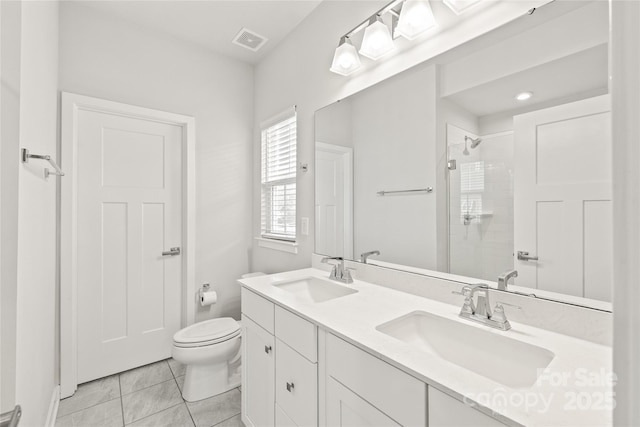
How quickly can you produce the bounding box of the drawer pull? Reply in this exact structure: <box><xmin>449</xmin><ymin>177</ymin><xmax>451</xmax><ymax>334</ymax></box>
<box><xmin>264</xmin><ymin>345</ymin><xmax>272</xmax><ymax>354</ymax></box>
<box><xmin>286</xmin><ymin>382</ymin><xmax>295</xmax><ymax>392</ymax></box>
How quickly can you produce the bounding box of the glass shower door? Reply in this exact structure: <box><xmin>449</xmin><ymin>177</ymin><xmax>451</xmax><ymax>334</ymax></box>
<box><xmin>447</xmin><ymin>126</ymin><xmax>515</xmax><ymax>282</ymax></box>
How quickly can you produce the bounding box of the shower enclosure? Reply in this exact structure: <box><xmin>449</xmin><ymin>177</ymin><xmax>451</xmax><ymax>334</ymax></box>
<box><xmin>447</xmin><ymin>124</ymin><xmax>514</xmax><ymax>281</ymax></box>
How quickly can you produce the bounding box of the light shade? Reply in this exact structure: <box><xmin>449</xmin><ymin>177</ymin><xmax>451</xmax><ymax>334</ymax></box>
<box><xmin>359</xmin><ymin>16</ymin><xmax>395</xmax><ymax>60</ymax></box>
<box><xmin>330</xmin><ymin>37</ymin><xmax>362</xmax><ymax>76</ymax></box>
<box><xmin>443</xmin><ymin>0</ymin><xmax>482</xmax><ymax>15</ymax></box>
<box><xmin>396</xmin><ymin>0</ymin><xmax>436</xmax><ymax>40</ymax></box>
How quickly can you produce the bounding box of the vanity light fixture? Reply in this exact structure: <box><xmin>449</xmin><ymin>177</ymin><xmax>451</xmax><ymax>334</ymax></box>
<box><xmin>515</xmin><ymin>91</ymin><xmax>534</xmax><ymax>101</ymax></box>
<box><xmin>443</xmin><ymin>0</ymin><xmax>482</xmax><ymax>15</ymax></box>
<box><xmin>329</xmin><ymin>0</ymin><xmax>440</xmax><ymax>76</ymax></box>
<box><xmin>395</xmin><ymin>0</ymin><xmax>436</xmax><ymax>40</ymax></box>
<box><xmin>360</xmin><ymin>15</ymin><xmax>396</xmax><ymax>60</ymax></box>
<box><xmin>330</xmin><ymin>37</ymin><xmax>362</xmax><ymax>76</ymax></box>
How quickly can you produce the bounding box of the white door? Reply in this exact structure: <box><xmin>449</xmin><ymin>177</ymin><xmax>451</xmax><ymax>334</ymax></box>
<box><xmin>241</xmin><ymin>316</ymin><xmax>275</xmax><ymax>427</ymax></box>
<box><xmin>315</xmin><ymin>142</ymin><xmax>353</xmax><ymax>259</ymax></box>
<box><xmin>514</xmin><ymin>95</ymin><xmax>612</xmax><ymax>301</ymax></box>
<box><xmin>76</xmin><ymin>108</ymin><xmax>183</xmax><ymax>383</ymax></box>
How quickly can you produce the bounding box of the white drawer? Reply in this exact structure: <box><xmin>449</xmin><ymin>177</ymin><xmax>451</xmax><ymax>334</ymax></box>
<box><xmin>275</xmin><ymin>305</ymin><xmax>317</xmax><ymax>362</ymax></box>
<box><xmin>276</xmin><ymin>338</ymin><xmax>318</xmax><ymax>427</ymax></box>
<box><xmin>327</xmin><ymin>333</ymin><xmax>426</xmax><ymax>427</ymax></box>
<box><xmin>241</xmin><ymin>288</ymin><xmax>274</xmax><ymax>334</ymax></box>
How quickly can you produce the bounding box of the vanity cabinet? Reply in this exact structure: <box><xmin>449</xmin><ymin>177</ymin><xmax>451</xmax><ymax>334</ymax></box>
<box><xmin>325</xmin><ymin>333</ymin><xmax>427</xmax><ymax>426</ymax></box>
<box><xmin>242</xmin><ymin>316</ymin><xmax>275</xmax><ymax>427</ymax></box>
<box><xmin>242</xmin><ymin>286</ymin><xmax>507</xmax><ymax>427</ymax></box>
<box><xmin>241</xmin><ymin>288</ymin><xmax>318</xmax><ymax>427</ymax></box>
<box><xmin>429</xmin><ymin>387</ymin><xmax>507</xmax><ymax>427</ymax></box>
<box><xmin>241</xmin><ymin>287</ymin><xmax>275</xmax><ymax>427</ymax></box>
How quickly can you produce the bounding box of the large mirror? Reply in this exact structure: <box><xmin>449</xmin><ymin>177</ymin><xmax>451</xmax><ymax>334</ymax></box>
<box><xmin>314</xmin><ymin>0</ymin><xmax>611</xmax><ymax>310</ymax></box>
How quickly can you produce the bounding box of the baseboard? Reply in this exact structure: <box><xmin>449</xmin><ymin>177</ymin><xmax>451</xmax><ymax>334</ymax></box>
<box><xmin>45</xmin><ymin>385</ymin><xmax>60</xmax><ymax>427</ymax></box>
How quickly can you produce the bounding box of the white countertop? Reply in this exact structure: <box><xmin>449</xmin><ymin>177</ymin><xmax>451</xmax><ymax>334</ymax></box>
<box><xmin>239</xmin><ymin>268</ymin><xmax>613</xmax><ymax>427</ymax></box>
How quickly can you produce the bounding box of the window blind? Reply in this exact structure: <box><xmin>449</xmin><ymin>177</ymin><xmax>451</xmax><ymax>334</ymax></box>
<box><xmin>460</xmin><ymin>161</ymin><xmax>484</xmax><ymax>223</ymax></box>
<box><xmin>261</xmin><ymin>109</ymin><xmax>297</xmax><ymax>241</ymax></box>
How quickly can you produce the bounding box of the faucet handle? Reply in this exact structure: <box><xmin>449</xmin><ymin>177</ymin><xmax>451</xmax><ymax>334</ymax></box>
<box><xmin>451</xmin><ymin>285</ymin><xmax>472</xmax><ymax>296</ymax></box>
<box><xmin>491</xmin><ymin>301</ymin><xmax>521</xmax><ymax>324</ymax></box>
<box><xmin>452</xmin><ymin>286</ymin><xmax>474</xmax><ymax>315</ymax></box>
<box><xmin>491</xmin><ymin>304</ymin><xmax>509</xmax><ymax>324</ymax></box>
<box><xmin>341</xmin><ymin>267</ymin><xmax>355</xmax><ymax>284</ymax></box>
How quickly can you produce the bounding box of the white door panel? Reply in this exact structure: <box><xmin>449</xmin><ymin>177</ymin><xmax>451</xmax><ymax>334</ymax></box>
<box><xmin>316</xmin><ymin>150</ymin><xmax>342</xmax><ymax>257</ymax></box>
<box><xmin>315</xmin><ymin>143</ymin><xmax>353</xmax><ymax>259</ymax></box>
<box><xmin>76</xmin><ymin>109</ymin><xmax>182</xmax><ymax>383</ymax></box>
<box><xmin>514</xmin><ymin>95</ymin><xmax>612</xmax><ymax>301</ymax></box>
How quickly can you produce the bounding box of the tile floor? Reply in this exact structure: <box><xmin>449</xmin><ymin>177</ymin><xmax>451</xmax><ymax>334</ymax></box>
<box><xmin>55</xmin><ymin>359</ymin><xmax>243</xmax><ymax>427</ymax></box>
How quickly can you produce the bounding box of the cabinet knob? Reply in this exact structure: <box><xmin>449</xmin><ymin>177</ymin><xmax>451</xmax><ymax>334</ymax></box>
<box><xmin>264</xmin><ymin>345</ymin><xmax>272</xmax><ymax>354</ymax></box>
<box><xmin>286</xmin><ymin>382</ymin><xmax>295</xmax><ymax>392</ymax></box>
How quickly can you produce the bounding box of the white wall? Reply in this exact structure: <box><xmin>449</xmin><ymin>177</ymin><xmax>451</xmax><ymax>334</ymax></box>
<box><xmin>0</xmin><ymin>0</ymin><xmax>23</xmax><ymax>414</ymax></box>
<box><xmin>58</xmin><ymin>3</ymin><xmax>254</xmax><ymax>323</ymax></box>
<box><xmin>11</xmin><ymin>2</ymin><xmax>60</xmax><ymax>425</ymax></box>
<box><xmin>315</xmin><ymin>100</ymin><xmax>352</xmax><ymax>148</ymax></box>
<box><xmin>351</xmin><ymin>64</ymin><xmax>438</xmax><ymax>269</ymax></box>
<box><xmin>252</xmin><ymin>0</ymin><xmax>548</xmax><ymax>273</ymax></box>
<box><xmin>611</xmin><ymin>3</ymin><xmax>640</xmax><ymax>424</ymax></box>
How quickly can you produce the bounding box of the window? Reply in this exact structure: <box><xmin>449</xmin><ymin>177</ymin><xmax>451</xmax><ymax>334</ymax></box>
<box><xmin>261</xmin><ymin>108</ymin><xmax>297</xmax><ymax>242</ymax></box>
<box><xmin>460</xmin><ymin>161</ymin><xmax>484</xmax><ymax>225</ymax></box>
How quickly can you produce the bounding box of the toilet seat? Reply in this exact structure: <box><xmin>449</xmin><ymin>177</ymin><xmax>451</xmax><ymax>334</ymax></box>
<box><xmin>173</xmin><ymin>318</ymin><xmax>240</xmax><ymax>348</ymax></box>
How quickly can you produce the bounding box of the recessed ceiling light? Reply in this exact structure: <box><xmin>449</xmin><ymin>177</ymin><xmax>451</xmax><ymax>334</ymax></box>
<box><xmin>515</xmin><ymin>91</ymin><xmax>533</xmax><ymax>101</ymax></box>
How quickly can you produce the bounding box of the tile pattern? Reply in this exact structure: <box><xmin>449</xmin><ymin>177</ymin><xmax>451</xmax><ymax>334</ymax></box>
<box><xmin>56</xmin><ymin>359</ymin><xmax>243</xmax><ymax>427</ymax></box>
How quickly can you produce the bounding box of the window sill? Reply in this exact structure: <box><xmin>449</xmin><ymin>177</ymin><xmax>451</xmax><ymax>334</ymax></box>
<box><xmin>255</xmin><ymin>237</ymin><xmax>299</xmax><ymax>254</ymax></box>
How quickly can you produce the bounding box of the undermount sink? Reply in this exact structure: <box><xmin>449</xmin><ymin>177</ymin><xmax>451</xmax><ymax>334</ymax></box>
<box><xmin>376</xmin><ymin>311</ymin><xmax>555</xmax><ymax>389</ymax></box>
<box><xmin>272</xmin><ymin>277</ymin><xmax>358</xmax><ymax>303</ymax></box>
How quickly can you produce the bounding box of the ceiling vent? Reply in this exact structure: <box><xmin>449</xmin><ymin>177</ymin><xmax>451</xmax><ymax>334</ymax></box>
<box><xmin>232</xmin><ymin>28</ymin><xmax>268</xmax><ymax>52</ymax></box>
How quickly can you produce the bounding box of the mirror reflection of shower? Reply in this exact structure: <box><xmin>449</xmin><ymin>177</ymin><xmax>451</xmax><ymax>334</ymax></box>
<box><xmin>463</xmin><ymin>136</ymin><xmax>482</xmax><ymax>155</ymax></box>
<box><xmin>448</xmin><ymin>125</ymin><xmax>515</xmax><ymax>282</ymax></box>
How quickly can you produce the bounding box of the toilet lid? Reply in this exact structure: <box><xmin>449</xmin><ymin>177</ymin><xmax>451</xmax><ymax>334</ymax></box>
<box><xmin>173</xmin><ymin>318</ymin><xmax>240</xmax><ymax>347</ymax></box>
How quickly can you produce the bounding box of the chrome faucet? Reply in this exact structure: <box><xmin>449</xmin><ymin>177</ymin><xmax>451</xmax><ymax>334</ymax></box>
<box><xmin>360</xmin><ymin>250</ymin><xmax>380</xmax><ymax>263</ymax></box>
<box><xmin>498</xmin><ymin>269</ymin><xmax>518</xmax><ymax>291</ymax></box>
<box><xmin>454</xmin><ymin>284</ymin><xmax>512</xmax><ymax>331</ymax></box>
<box><xmin>321</xmin><ymin>256</ymin><xmax>354</xmax><ymax>284</ymax></box>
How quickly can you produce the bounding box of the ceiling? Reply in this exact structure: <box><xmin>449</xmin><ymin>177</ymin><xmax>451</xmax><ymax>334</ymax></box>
<box><xmin>441</xmin><ymin>0</ymin><xmax>609</xmax><ymax>118</ymax></box>
<box><xmin>446</xmin><ymin>44</ymin><xmax>609</xmax><ymax>117</ymax></box>
<box><xmin>76</xmin><ymin>0</ymin><xmax>323</xmax><ymax>65</ymax></box>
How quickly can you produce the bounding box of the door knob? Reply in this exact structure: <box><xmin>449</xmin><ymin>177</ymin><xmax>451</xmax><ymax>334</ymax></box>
<box><xmin>517</xmin><ymin>251</ymin><xmax>538</xmax><ymax>261</ymax></box>
<box><xmin>161</xmin><ymin>247</ymin><xmax>180</xmax><ymax>256</ymax></box>
<box><xmin>286</xmin><ymin>382</ymin><xmax>295</xmax><ymax>392</ymax></box>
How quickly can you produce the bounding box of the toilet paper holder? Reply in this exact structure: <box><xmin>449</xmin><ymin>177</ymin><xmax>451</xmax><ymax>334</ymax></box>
<box><xmin>198</xmin><ymin>283</ymin><xmax>211</xmax><ymax>299</ymax></box>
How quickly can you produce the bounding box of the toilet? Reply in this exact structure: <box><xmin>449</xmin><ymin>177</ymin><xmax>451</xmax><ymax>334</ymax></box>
<box><xmin>172</xmin><ymin>272</ymin><xmax>264</xmax><ymax>402</ymax></box>
<box><xmin>172</xmin><ymin>317</ymin><xmax>242</xmax><ymax>402</ymax></box>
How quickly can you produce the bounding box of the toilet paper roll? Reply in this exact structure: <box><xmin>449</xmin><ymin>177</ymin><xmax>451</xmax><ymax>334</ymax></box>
<box><xmin>200</xmin><ymin>290</ymin><xmax>218</xmax><ymax>307</ymax></box>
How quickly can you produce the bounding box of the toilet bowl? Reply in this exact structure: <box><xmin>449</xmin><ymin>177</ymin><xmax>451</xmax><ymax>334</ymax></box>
<box><xmin>172</xmin><ymin>317</ymin><xmax>241</xmax><ymax>402</ymax></box>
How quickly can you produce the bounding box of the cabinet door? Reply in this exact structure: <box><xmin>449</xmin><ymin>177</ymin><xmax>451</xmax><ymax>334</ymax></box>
<box><xmin>429</xmin><ymin>387</ymin><xmax>507</xmax><ymax>427</ymax></box>
<box><xmin>242</xmin><ymin>315</ymin><xmax>275</xmax><ymax>427</ymax></box>
<box><xmin>326</xmin><ymin>377</ymin><xmax>400</xmax><ymax>427</ymax></box>
<box><xmin>275</xmin><ymin>339</ymin><xmax>317</xmax><ymax>426</ymax></box>
<box><xmin>326</xmin><ymin>334</ymin><xmax>426</xmax><ymax>426</ymax></box>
